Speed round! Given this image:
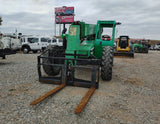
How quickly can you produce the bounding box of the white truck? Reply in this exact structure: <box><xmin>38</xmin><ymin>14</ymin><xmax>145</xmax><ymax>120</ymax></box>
<box><xmin>21</xmin><ymin>36</ymin><xmax>63</xmax><ymax>54</ymax></box>
<box><xmin>154</xmin><ymin>43</ymin><xmax>160</xmax><ymax>50</ymax></box>
<box><xmin>0</xmin><ymin>39</ymin><xmax>16</xmax><ymax>59</ymax></box>
<box><xmin>48</xmin><ymin>38</ymin><xmax>63</xmax><ymax>46</ymax></box>
<box><xmin>21</xmin><ymin>36</ymin><xmax>51</xmax><ymax>53</ymax></box>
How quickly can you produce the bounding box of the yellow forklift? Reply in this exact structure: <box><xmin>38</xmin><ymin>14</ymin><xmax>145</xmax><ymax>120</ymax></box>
<box><xmin>114</xmin><ymin>36</ymin><xmax>134</xmax><ymax>57</ymax></box>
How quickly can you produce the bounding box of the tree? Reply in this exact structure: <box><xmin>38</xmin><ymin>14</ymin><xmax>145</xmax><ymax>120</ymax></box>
<box><xmin>0</xmin><ymin>16</ymin><xmax>2</xmax><ymax>25</ymax></box>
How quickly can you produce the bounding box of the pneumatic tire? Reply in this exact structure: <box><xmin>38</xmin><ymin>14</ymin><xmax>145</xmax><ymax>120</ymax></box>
<box><xmin>33</xmin><ymin>50</ymin><xmax>38</xmax><ymax>53</ymax></box>
<box><xmin>134</xmin><ymin>47</ymin><xmax>139</xmax><ymax>53</ymax></box>
<box><xmin>111</xmin><ymin>47</ymin><xmax>114</xmax><ymax>66</ymax></box>
<box><xmin>23</xmin><ymin>47</ymin><xmax>30</xmax><ymax>54</ymax></box>
<box><xmin>2</xmin><ymin>56</ymin><xmax>5</xmax><ymax>59</ymax></box>
<box><xmin>101</xmin><ymin>46</ymin><xmax>113</xmax><ymax>81</ymax></box>
<box><xmin>42</xmin><ymin>46</ymin><xmax>63</xmax><ymax>76</ymax></box>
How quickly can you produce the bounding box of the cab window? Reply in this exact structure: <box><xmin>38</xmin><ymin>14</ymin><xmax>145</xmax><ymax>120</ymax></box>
<box><xmin>28</xmin><ymin>38</ymin><xmax>38</xmax><ymax>43</ymax></box>
<box><xmin>41</xmin><ymin>38</ymin><xmax>48</xmax><ymax>42</ymax></box>
<box><xmin>59</xmin><ymin>39</ymin><xmax>63</xmax><ymax>42</ymax></box>
<box><xmin>52</xmin><ymin>39</ymin><xmax>56</xmax><ymax>43</ymax></box>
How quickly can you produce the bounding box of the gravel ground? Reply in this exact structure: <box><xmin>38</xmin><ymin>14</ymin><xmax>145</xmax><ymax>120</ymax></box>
<box><xmin>0</xmin><ymin>51</ymin><xmax>160</xmax><ymax>124</ymax></box>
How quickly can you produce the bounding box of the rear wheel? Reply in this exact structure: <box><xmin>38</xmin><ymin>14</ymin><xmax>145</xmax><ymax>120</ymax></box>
<box><xmin>42</xmin><ymin>46</ymin><xmax>63</xmax><ymax>76</ymax></box>
<box><xmin>101</xmin><ymin>46</ymin><xmax>113</xmax><ymax>81</ymax></box>
<box><xmin>143</xmin><ymin>48</ymin><xmax>148</xmax><ymax>53</ymax></box>
<box><xmin>33</xmin><ymin>50</ymin><xmax>38</xmax><ymax>53</ymax></box>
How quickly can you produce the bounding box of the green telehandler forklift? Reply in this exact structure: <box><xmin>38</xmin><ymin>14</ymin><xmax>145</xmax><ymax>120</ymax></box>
<box><xmin>30</xmin><ymin>20</ymin><xmax>120</xmax><ymax>113</ymax></box>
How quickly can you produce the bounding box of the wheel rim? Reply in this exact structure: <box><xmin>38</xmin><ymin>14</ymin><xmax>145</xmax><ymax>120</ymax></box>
<box><xmin>23</xmin><ymin>48</ymin><xmax>28</xmax><ymax>53</ymax></box>
<box><xmin>134</xmin><ymin>47</ymin><xmax>138</xmax><ymax>52</ymax></box>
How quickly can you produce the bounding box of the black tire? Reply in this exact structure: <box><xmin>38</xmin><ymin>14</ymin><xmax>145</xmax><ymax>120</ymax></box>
<box><xmin>23</xmin><ymin>47</ymin><xmax>29</xmax><ymax>54</ymax></box>
<box><xmin>101</xmin><ymin>46</ymin><xmax>113</xmax><ymax>81</ymax></box>
<box><xmin>134</xmin><ymin>47</ymin><xmax>139</xmax><ymax>53</ymax></box>
<box><xmin>33</xmin><ymin>50</ymin><xmax>38</xmax><ymax>53</ymax></box>
<box><xmin>42</xmin><ymin>46</ymin><xmax>63</xmax><ymax>76</ymax></box>
<box><xmin>2</xmin><ymin>56</ymin><xmax>5</xmax><ymax>59</ymax></box>
<box><xmin>146</xmin><ymin>49</ymin><xmax>148</xmax><ymax>53</ymax></box>
<box><xmin>143</xmin><ymin>48</ymin><xmax>148</xmax><ymax>53</ymax></box>
<box><xmin>111</xmin><ymin>47</ymin><xmax>114</xmax><ymax>66</ymax></box>
<box><xmin>41</xmin><ymin>47</ymin><xmax>46</xmax><ymax>52</ymax></box>
<box><xmin>129</xmin><ymin>51</ymin><xmax>134</xmax><ymax>57</ymax></box>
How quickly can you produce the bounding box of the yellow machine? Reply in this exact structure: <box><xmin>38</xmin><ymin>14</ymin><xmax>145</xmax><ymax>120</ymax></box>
<box><xmin>114</xmin><ymin>36</ymin><xmax>134</xmax><ymax>57</ymax></box>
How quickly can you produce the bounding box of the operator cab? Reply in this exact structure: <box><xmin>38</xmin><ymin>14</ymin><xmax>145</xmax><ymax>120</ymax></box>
<box><xmin>118</xmin><ymin>36</ymin><xmax>129</xmax><ymax>49</ymax></box>
<box><xmin>114</xmin><ymin>35</ymin><xmax>134</xmax><ymax>57</ymax></box>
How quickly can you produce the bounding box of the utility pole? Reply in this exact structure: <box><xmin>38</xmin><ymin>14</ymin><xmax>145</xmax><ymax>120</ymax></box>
<box><xmin>59</xmin><ymin>23</ymin><xmax>61</xmax><ymax>36</ymax></box>
<box><xmin>54</xmin><ymin>23</ymin><xmax>56</xmax><ymax>36</ymax></box>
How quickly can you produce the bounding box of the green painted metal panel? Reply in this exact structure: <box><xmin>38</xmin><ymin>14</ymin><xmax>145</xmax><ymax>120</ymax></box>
<box><xmin>66</xmin><ymin>25</ymin><xmax>80</xmax><ymax>50</ymax></box>
<box><xmin>94</xmin><ymin>20</ymin><xmax>116</xmax><ymax>58</ymax></box>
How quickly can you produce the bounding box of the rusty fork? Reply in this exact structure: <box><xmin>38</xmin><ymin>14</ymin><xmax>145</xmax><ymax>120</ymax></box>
<box><xmin>30</xmin><ymin>84</ymin><xmax>66</xmax><ymax>105</ymax></box>
<box><xmin>30</xmin><ymin>85</ymin><xmax>95</xmax><ymax>114</ymax></box>
<box><xmin>75</xmin><ymin>87</ymin><xmax>96</xmax><ymax>114</ymax></box>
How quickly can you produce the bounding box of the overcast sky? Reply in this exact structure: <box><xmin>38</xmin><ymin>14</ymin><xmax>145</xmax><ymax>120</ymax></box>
<box><xmin>0</xmin><ymin>0</ymin><xmax>160</xmax><ymax>40</ymax></box>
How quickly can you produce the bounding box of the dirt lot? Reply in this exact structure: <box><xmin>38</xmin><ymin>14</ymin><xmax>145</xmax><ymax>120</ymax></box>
<box><xmin>0</xmin><ymin>51</ymin><xmax>160</xmax><ymax>123</ymax></box>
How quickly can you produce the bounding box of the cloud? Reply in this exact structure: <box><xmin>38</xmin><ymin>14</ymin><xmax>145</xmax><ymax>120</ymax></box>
<box><xmin>0</xmin><ymin>0</ymin><xmax>54</xmax><ymax>14</ymax></box>
<box><xmin>0</xmin><ymin>0</ymin><xmax>56</xmax><ymax>35</ymax></box>
<box><xmin>0</xmin><ymin>0</ymin><xmax>160</xmax><ymax>39</ymax></box>
<box><xmin>0</xmin><ymin>12</ymin><xmax>55</xmax><ymax>35</ymax></box>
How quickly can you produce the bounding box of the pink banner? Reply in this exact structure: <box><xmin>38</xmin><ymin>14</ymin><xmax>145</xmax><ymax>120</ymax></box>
<box><xmin>55</xmin><ymin>16</ymin><xmax>74</xmax><ymax>23</ymax></box>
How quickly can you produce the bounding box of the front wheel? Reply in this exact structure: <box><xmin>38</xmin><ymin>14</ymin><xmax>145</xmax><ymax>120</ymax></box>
<box><xmin>101</xmin><ymin>46</ymin><xmax>113</xmax><ymax>81</ymax></box>
<box><xmin>42</xmin><ymin>46</ymin><xmax>63</xmax><ymax>76</ymax></box>
<box><xmin>134</xmin><ymin>47</ymin><xmax>139</xmax><ymax>53</ymax></box>
<box><xmin>23</xmin><ymin>47</ymin><xmax>30</xmax><ymax>54</ymax></box>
